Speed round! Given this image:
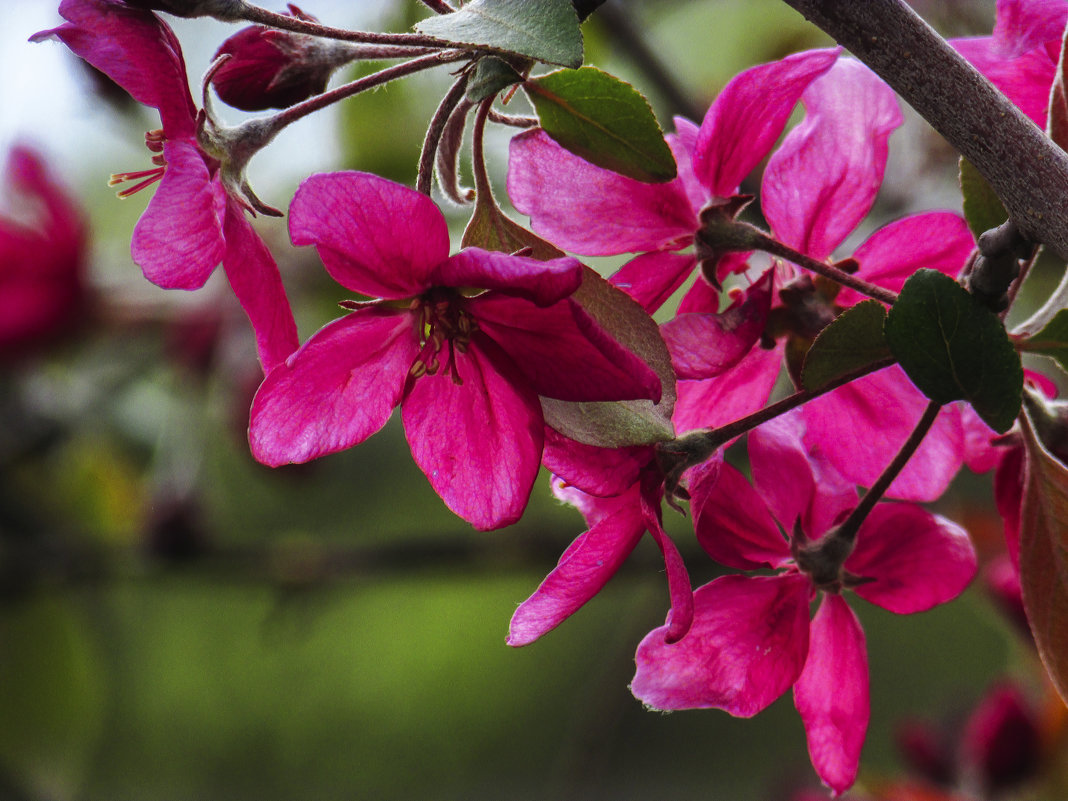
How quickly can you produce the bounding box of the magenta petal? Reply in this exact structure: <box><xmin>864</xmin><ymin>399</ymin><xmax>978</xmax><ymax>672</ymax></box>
<box><xmin>694</xmin><ymin>48</ymin><xmax>839</xmax><ymax>197</ymax></box>
<box><xmin>609</xmin><ymin>251</ymin><xmax>698</xmax><ymax>314</ymax></box>
<box><xmin>668</xmin><ymin>117</ymin><xmax>709</xmax><ymax>212</ymax></box>
<box><xmin>130</xmin><ymin>140</ymin><xmax>225</xmax><ymax>289</ymax></box>
<box><xmin>846</xmin><ymin>503</ymin><xmax>977</xmax><ymax>614</ymax></box>
<box><xmin>402</xmin><ymin>333</ymin><xmax>542</xmax><ymax>530</ymax></box>
<box><xmin>631</xmin><ymin>574</ymin><xmax>811</xmax><ymax>715</ymax></box>
<box><xmin>749</xmin><ymin>411</ymin><xmax>857</xmax><ymax>538</ymax></box>
<box><xmin>506</xmin><ymin>129</ymin><xmax>698</xmax><ymax>256</ymax></box>
<box><xmin>794</xmin><ymin>594</ymin><xmax>869</xmax><ymax>796</ymax></box>
<box><xmin>249</xmin><ymin>307</ymin><xmax>418</xmax><ymax>465</ymax></box>
<box><xmin>662</xmin><ymin>269</ymin><xmax>772</xmax><ymax>380</ymax></box>
<box><xmin>35</xmin><ymin>0</ymin><xmax>197</xmax><ymax>138</ymax></box>
<box><xmin>642</xmin><ymin>478</ymin><xmax>694</xmax><ymax>642</ymax></box>
<box><xmin>289</xmin><ymin>171</ymin><xmax>449</xmax><ymax>298</ymax></box>
<box><xmin>221</xmin><ymin>199</ymin><xmax>299</xmax><ymax>373</ymax></box>
<box><xmin>993</xmin><ymin>0</ymin><xmax>1068</xmax><ymax>57</ymax></box>
<box><xmin>995</xmin><ymin>444</ymin><xmax>1026</xmax><ymax>566</ymax></box>
<box><xmin>431</xmin><ymin>249</ymin><xmax>581</xmax><ymax>307</ymax></box>
<box><xmin>801</xmin><ymin>366</ymin><xmax>964</xmax><ymax>501</ymax></box>
<box><xmin>835</xmin><ymin>212</ymin><xmax>974</xmax><ymax>307</ymax></box>
<box><xmin>954</xmin><ymin>36</ymin><xmax>1057</xmax><ymax>128</ymax></box>
<box><xmin>689</xmin><ymin>458</ymin><xmax>791</xmax><ymax>570</ymax></box>
<box><xmin>473</xmin><ymin>295</ymin><xmax>660</xmax><ymax>402</ymax></box>
<box><xmin>763</xmin><ymin>59</ymin><xmax>903</xmax><ymax>260</ymax></box>
<box><xmin>673</xmin><ymin>342</ymin><xmax>782</xmax><ymax>434</ymax></box>
<box><xmin>508</xmin><ymin>488</ymin><xmax>645</xmax><ymax>646</ymax></box>
<box><xmin>542</xmin><ymin>427</ymin><xmax>648</xmax><ymax>498</ymax></box>
<box><xmin>677</xmin><ymin>266</ymin><xmax>729</xmax><ymax>315</ymax></box>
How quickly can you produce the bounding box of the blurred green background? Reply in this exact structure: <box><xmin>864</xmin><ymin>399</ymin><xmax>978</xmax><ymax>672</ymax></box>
<box><xmin>1</xmin><ymin>1</ymin><xmax>1047</xmax><ymax>799</ymax></box>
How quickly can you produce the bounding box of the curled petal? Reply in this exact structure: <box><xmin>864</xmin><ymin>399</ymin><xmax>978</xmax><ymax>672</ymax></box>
<box><xmin>662</xmin><ymin>268</ymin><xmax>772</xmax><ymax>380</ymax></box>
<box><xmin>836</xmin><ymin>212</ymin><xmax>974</xmax><ymax>307</ymax></box>
<box><xmin>507</xmin><ymin>129</ymin><xmax>697</xmax><ymax>256</ymax></box>
<box><xmin>221</xmin><ymin>199</ymin><xmax>299</xmax><ymax>373</ymax></box>
<box><xmin>131</xmin><ymin>140</ymin><xmax>225</xmax><ymax>290</ymax></box>
<box><xmin>995</xmin><ymin>444</ymin><xmax>1026</xmax><ymax>566</ymax></box>
<box><xmin>289</xmin><ymin>171</ymin><xmax>450</xmax><ymax>298</ymax></box>
<box><xmin>642</xmin><ymin>474</ymin><xmax>694</xmax><ymax>641</ymax></box>
<box><xmin>249</xmin><ymin>307</ymin><xmax>419</xmax><ymax>465</ymax></box>
<box><xmin>794</xmin><ymin>594</ymin><xmax>869</xmax><ymax>796</ymax></box>
<box><xmin>432</xmin><ymin>249</ymin><xmax>582</xmax><ymax>307</ymax></box>
<box><xmin>846</xmin><ymin>504</ymin><xmax>978</xmax><ymax>614</ymax></box>
<box><xmin>402</xmin><ymin>333</ymin><xmax>542</xmax><ymax>530</ymax></box>
<box><xmin>694</xmin><ymin>48</ymin><xmax>839</xmax><ymax>197</ymax></box>
<box><xmin>508</xmin><ymin>486</ymin><xmax>645</xmax><ymax>646</ymax></box>
<box><xmin>631</xmin><ymin>574</ymin><xmax>811</xmax><ymax>715</ymax></box>
<box><xmin>689</xmin><ymin>457</ymin><xmax>791</xmax><ymax>570</ymax></box>
<box><xmin>763</xmin><ymin>58</ymin><xmax>903</xmax><ymax>260</ymax></box>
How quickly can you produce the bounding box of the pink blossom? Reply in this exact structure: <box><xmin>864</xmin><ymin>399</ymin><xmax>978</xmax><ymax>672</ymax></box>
<box><xmin>249</xmin><ymin>172</ymin><xmax>661</xmax><ymax>531</ymax></box>
<box><xmin>32</xmin><ymin>0</ymin><xmax>298</xmax><ymax>372</ymax></box>
<box><xmin>631</xmin><ymin>414</ymin><xmax>976</xmax><ymax>795</ymax></box>
<box><xmin>0</xmin><ymin>146</ymin><xmax>88</xmax><ymax>358</ymax></box>
<box><xmin>507</xmin><ymin>48</ymin><xmax>840</xmax><ymax>313</ymax></box>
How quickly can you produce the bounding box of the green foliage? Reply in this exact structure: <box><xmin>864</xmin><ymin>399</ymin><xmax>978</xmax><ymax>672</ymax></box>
<box><xmin>1019</xmin><ymin>387</ymin><xmax>1068</xmax><ymax>708</ymax></box>
<box><xmin>1019</xmin><ymin>308</ymin><xmax>1068</xmax><ymax>375</ymax></box>
<box><xmin>525</xmin><ymin>66</ymin><xmax>677</xmax><ymax>182</ymax></box>
<box><xmin>466</xmin><ymin>56</ymin><xmax>524</xmax><ymax>103</ymax></box>
<box><xmin>415</xmin><ymin>0</ymin><xmax>584</xmax><ymax>68</ymax></box>
<box><xmin>801</xmin><ymin>300</ymin><xmax>891</xmax><ymax>391</ymax></box>
<box><xmin>959</xmin><ymin>157</ymin><xmax>1009</xmax><ymax>240</ymax></box>
<box><xmin>885</xmin><ymin>269</ymin><xmax>1022</xmax><ymax>433</ymax></box>
<box><xmin>541</xmin><ymin>267</ymin><xmax>676</xmax><ymax>447</ymax></box>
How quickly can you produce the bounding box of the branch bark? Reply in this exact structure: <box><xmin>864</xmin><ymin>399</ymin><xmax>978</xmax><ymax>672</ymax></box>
<box><xmin>780</xmin><ymin>0</ymin><xmax>1068</xmax><ymax>262</ymax></box>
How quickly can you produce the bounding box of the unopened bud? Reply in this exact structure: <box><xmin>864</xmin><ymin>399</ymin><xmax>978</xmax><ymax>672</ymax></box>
<box><xmin>960</xmin><ymin>682</ymin><xmax>1041</xmax><ymax>793</ymax></box>
<box><xmin>122</xmin><ymin>0</ymin><xmax>248</xmax><ymax>20</ymax></box>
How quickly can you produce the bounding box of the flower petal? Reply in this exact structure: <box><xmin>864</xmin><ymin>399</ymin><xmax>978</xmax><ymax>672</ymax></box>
<box><xmin>506</xmin><ymin>129</ymin><xmax>698</xmax><ymax>256</ymax></box>
<box><xmin>402</xmin><ymin>333</ymin><xmax>542</xmax><ymax>530</ymax></box>
<box><xmin>794</xmin><ymin>594</ymin><xmax>869</xmax><ymax>796</ymax></box>
<box><xmin>631</xmin><ymin>574</ymin><xmax>811</xmax><ymax>716</ymax></box>
<box><xmin>472</xmin><ymin>295</ymin><xmax>661</xmax><ymax>402</ymax></box>
<box><xmin>835</xmin><ymin>212</ymin><xmax>974</xmax><ymax>308</ymax></box>
<box><xmin>609</xmin><ymin>250</ymin><xmax>697</xmax><ymax>314</ymax></box>
<box><xmin>542</xmin><ymin>427</ymin><xmax>648</xmax><ymax>498</ymax></box>
<box><xmin>508</xmin><ymin>485</ymin><xmax>645</xmax><ymax>646</ymax></box>
<box><xmin>249</xmin><ymin>307</ymin><xmax>418</xmax><ymax>465</ymax></box>
<box><xmin>694</xmin><ymin>48</ymin><xmax>839</xmax><ymax>197</ymax></box>
<box><xmin>662</xmin><ymin>268</ymin><xmax>772</xmax><ymax>380</ymax></box>
<box><xmin>801</xmin><ymin>366</ymin><xmax>964</xmax><ymax>501</ymax></box>
<box><xmin>131</xmin><ymin>140</ymin><xmax>225</xmax><ymax>289</ymax></box>
<box><xmin>846</xmin><ymin>504</ymin><xmax>978</xmax><ymax>614</ymax></box>
<box><xmin>431</xmin><ymin>249</ymin><xmax>581</xmax><ymax>307</ymax></box>
<box><xmin>993</xmin><ymin>0</ymin><xmax>1068</xmax><ymax>58</ymax></box>
<box><xmin>673</xmin><ymin>342</ymin><xmax>783</xmax><ymax>434</ymax></box>
<box><xmin>689</xmin><ymin>458</ymin><xmax>791</xmax><ymax>570</ymax></box>
<box><xmin>763</xmin><ymin>58</ymin><xmax>903</xmax><ymax>260</ymax></box>
<box><xmin>34</xmin><ymin>0</ymin><xmax>197</xmax><ymax>137</ymax></box>
<box><xmin>289</xmin><ymin>171</ymin><xmax>450</xmax><ymax>298</ymax></box>
<box><xmin>642</xmin><ymin>473</ymin><xmax>694</xmax><ymax>642</ymax></box>
<box><xmin>954</xmin><ymin>36</ymin><xmax>1056</xmax><ymax>128</ymax></box>
<box><xmin>221</xmin><ymin>199</ymin><xmax>299</xmax><ymax>373</ymax></box>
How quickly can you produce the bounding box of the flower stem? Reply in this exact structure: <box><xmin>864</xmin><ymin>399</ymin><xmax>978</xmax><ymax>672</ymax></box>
<box><xmin>417</xmin><ymin>73</ymin><xmax>471</xmax><ymax>196</ymax></box>
<box><xmin>419</xmin><ymin>0</ymin><xmax>456</xmax><ymax>12</ymax></box>
<box><xmin>239</xmin><ymin>2</ymin><xmax>452</xmax><ymax>48</ymax></box>
<box><xmin>748</xmin><ymin>230</ymin><xmax>898</xmax><ymax>305</ymax></box>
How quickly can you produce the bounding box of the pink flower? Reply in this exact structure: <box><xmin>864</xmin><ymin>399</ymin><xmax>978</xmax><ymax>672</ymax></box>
<box><xmin>630</xmin><ymin>413</ymin><xmax>977</xmax><ymax>795</ymax></box>
<box><xmin>32</xmin><ymin>0</ymin><xmax>298</xmax><ymax>372</ymax></box>
<box><xmin>507</xmin><ymin>48</ymin><xmax>840</xmax><ymax>313</ymax></box>
<box><xmin>507</xmin><ymin>431</ymin><xmax>694</xmax><ymax>647</ymax></box>
<box><xmin>248</xmin><ymin>171</ymin><xmax>661</xmax><ymax>531</ymax></box>
<box><xmin>0</xmin><ymin>145</ymin><xmax>88</xmax><ymax>358</ymax></box>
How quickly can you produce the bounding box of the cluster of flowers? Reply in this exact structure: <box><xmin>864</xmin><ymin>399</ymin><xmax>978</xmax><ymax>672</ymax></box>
<box><xmin>26</xmin><ymin>0</ymin><xmax>1066</xmax><ymax>793</ymax></box>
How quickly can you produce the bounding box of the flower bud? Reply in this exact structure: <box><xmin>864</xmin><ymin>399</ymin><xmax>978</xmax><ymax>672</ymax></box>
<box><xmin>960</xmin><ymin>682</ymin><xmax>1041</xmax><ymax>793</ymax></box>
<box><xmin>211</xmin><ymin>5</ymin><xmax>359</xmax><ymax>111</ymax></box>
<box><xmin>121</xmin><ymin>0</ymin><xmax>247</xmax><ymax>20</ymax></box>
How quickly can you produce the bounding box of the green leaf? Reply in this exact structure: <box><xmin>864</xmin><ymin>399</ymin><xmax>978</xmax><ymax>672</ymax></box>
<box><xmin>1019</xmin><ymin>387</ymin><xmax>1068</xmax><ymax>707</ymax></box>
<box><xmin>959</xmin><ymin>157</ymin><xmax>1008</xmax><ymax>240</ymax></box>
<box><xmin>524</xmin><ymin>67</ymin><xmax>676</xmax><ymax>183</ymax></box>
<box><xmin>1019</xmin><ymin>308</ymin><xmax>1068</xmax><ymax>375</ymax></box>
<box><xmin>884</xmin><ymin>269</ymin><xmax>1023</xmax><ymax>433</ymax></box>
<box><xmin>414</xmin><ymin>0</ymin><xmax>583</xmax><ymax>69</ymax></box>
<box><xmin>800</xmin><ymin>300</ymin><xmax>892</xmax><ymax>391</ymax></box>
<box><xmin>541</xmin><ymin>267</ymin><xmax>676</xmax><ymax>447</ymax></box>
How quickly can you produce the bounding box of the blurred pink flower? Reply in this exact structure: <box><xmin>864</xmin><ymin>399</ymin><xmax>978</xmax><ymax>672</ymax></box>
<box><xmin>249</xmin><ymin>172</ymin><xmax>661</xmax><ymax>531</ymax></box>
<box><xmin>32</xmin><ymin>0</ymin><xmax>298</xmax><ymax>371</ymax></box>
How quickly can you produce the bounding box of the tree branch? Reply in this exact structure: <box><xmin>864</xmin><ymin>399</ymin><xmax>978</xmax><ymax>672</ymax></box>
<box><xmin>779</xmin><ymin>0</ymin><xmax>1068</xmax><ymax>261</ymax></box>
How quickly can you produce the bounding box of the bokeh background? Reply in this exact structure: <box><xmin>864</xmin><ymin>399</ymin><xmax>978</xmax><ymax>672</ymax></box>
<box><xmin>1</xmin><ymin>1</ymin><xmax>1060</xmax><ymax>799</ymax></box>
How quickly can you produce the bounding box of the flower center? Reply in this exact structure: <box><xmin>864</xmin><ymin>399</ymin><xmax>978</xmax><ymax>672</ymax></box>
<box><xmin>408</xmin><ymin>289</ymin><xmax>478</xmax><ymax>385</ymax></box>
<box><xmin>108</xmin><ymin>129</ymin><xmax>167</xmax><ymax>198</ymax></box>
